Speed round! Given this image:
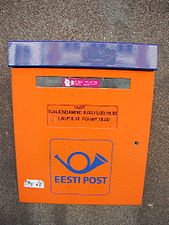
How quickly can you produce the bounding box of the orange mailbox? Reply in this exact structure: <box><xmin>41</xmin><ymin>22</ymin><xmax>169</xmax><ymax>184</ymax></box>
<box><xmin>8</xmin><ymin>41</ymin><xmax>158</xmax><ymax>205</ymax></box>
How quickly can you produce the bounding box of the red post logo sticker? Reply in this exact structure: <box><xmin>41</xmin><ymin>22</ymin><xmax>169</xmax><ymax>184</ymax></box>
<box><xmin>50</xmin><ymin>139</ymin><xmax>113</xmax><ymax>195</ymax></box>
<box><xmin>63</xmin><ymin>78</ymin><xmax>100</xmax><ymax>87</ymax></box>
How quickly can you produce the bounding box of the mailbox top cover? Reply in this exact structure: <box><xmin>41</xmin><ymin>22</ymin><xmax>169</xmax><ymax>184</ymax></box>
<box><xmin>8</xmin><ymin>41</ymin><xmax>158</xmax><ymax>70</ymax></box>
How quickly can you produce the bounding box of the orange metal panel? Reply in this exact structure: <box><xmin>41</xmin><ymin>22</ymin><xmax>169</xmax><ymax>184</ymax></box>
<box><xmin>12</xmin><ymin>68</ymin><xmax>154</xmax><ymax>205</ymax></box>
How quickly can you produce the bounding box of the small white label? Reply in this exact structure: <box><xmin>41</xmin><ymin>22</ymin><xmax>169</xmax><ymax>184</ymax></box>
<box><xmin>24</xmin><ymin>179</ymin><xmax>44</xmax><ymax>189</ymax></box>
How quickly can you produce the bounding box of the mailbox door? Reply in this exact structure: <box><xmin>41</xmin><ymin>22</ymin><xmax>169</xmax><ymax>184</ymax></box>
<box><xmin>12</xmin><ymin>68</ymin><xmax>154</xmax><ymax>205</ymax></box>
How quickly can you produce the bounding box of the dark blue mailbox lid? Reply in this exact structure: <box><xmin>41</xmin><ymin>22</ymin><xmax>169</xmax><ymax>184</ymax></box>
<box><xmin>8</xmin><ymin>41</ymin><xmax>158</xmax><ymax>70</ymax></box>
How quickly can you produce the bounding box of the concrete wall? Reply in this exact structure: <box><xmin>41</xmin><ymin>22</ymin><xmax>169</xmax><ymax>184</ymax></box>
<box><xmin>0</xmin><ymin>0</ymin><xmax>168</xmax><ymax>224</ymax></box>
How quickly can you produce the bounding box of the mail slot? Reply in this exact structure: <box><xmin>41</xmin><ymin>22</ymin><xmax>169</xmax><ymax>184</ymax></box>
<box><xmin>8</xmin><ymin>41</ymin><xmax>158</xmax><ymax>205</ymax></box>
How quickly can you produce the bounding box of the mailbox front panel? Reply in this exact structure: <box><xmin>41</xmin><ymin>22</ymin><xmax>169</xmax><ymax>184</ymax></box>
<box><xmin>12</xmin><ymin>68</ymin><xmax>154</xmax><ymax>205</ymax></box>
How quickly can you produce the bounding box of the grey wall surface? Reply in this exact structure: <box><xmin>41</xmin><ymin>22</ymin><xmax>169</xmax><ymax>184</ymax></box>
<box><xmin>0</xmin><ymin>0</ymin><xmax>169</xmax><ymax>224</ymax></box>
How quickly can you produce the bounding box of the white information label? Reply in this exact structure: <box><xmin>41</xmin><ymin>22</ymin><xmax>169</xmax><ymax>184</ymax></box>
<box><xmin>24</xmin><ymin>179</ymin><xmax>45</xmax><ymax>189</ymax></box>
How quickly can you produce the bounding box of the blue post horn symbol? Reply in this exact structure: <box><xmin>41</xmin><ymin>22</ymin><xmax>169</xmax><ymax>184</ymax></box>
<box><xmin>55</xmin><ymin>152</ymin><xmax>108</xmax><ymax>174</ymax></box>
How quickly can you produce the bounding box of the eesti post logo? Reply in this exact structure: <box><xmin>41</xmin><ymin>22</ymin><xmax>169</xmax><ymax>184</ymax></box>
<box><xmin>50</xmin><ymin>139</ymin><xmax>113</xmax><ymax>195</ymax></box>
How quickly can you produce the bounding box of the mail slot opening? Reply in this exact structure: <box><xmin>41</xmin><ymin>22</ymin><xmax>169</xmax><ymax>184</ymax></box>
<box><xmin>36</xmin><ymin>76</ymin><xmax>131</xmax><ymax>89</ymax></box>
